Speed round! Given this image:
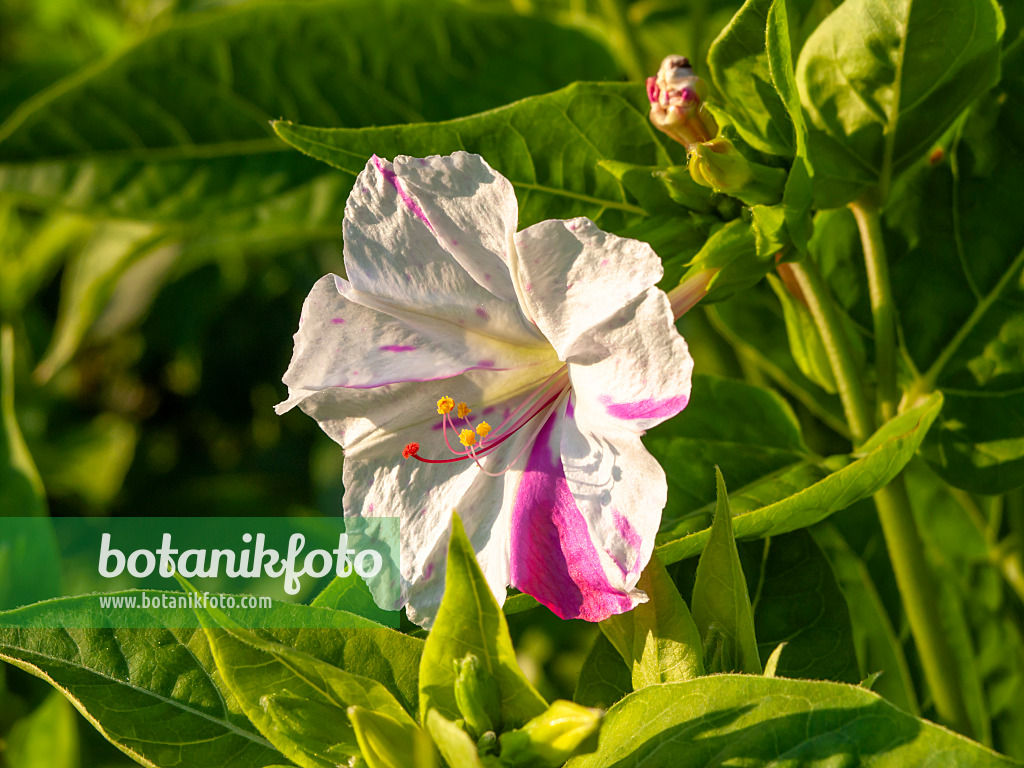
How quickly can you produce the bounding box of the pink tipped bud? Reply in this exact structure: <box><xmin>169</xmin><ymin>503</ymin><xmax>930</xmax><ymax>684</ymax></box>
<box><xmin>648</xmin><ymin>55</ymin><xmax>718</xmax><ymax>149</ymax></box>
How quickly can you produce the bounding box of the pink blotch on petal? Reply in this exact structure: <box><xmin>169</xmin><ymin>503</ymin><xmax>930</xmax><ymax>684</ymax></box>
<box><xmin>612</xmin><ymin>511</ymin><xmax>642</xmax><ymax>576</ymax></box>
<box><xmin>372</xmin><ymin>155</ymin><xmax>433</xmax><ymax>229</ymax></box>
<box><xmin>331</xmin><ymin>318</ymin><xmax>346</xmax><ymax>325</ymax></box>
<box><xmin>475</xmin><ymin>307</ymin><xmax>489</xmax><ymax>320</ymax></box>
<box><xmin>510</xmin><ymin>410</ymin><xmax>637</xmax><ymax>621</ymax></box>
<box><xmin>599</xmin><ymin>394</ymin><xmax>690</xmax><ymax>421</ymax></box>
<box><xmin>378</xmin><ymin>344</ymin><xmax>417</xmax><ymax>352</ymax></box>
<box><xmin>478</xmin><ymin>359</ymin><xmax>495</xmax><ymax>368</ymax></box>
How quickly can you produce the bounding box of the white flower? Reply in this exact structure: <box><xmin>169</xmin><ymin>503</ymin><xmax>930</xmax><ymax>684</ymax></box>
<box><xmin>276</xmin><ymin>152</ymin><xmax>693</xmax><ymax>626</ymax></box>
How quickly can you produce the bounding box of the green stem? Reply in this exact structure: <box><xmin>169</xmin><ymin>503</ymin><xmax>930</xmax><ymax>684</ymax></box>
<box><xmin>848</xmin><ymin>205</ymin><xmax>974</xmax><ymax>736</ymax></box>
<box><xmin>851</xmin><ymin>202</ymin><xmax>898</xmax><ymax>422</ymax></box>
<box><xmin>793</xmin><ymin>252</ymin><xmax>974</xmax><ymax>736</ymax></box>
<box><xmin>597</xmin><ymin>0</ymin><xmax>647</xmax><ymax>81</ymax></box>
<box><xmin>873</xmin><ymin>479</ymin><xmax>973</xmax><ymax>735</ymax></box>
<box><xmin>787</xmin><ymin>259</ymin><xmax>874</xmax><ymax>444</ymax></box>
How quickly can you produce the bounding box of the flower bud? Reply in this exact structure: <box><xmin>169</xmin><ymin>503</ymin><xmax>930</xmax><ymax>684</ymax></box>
<box><xmin>498</xmin><ymin>700</ymin><xmax>602</xmax><ymax>767</ymax></box>
<box><xmin>688</xmin><ymin>138</ymin><xmax>787</xmax><ymax>205</ymax></box>
<box><xmin>647</xmin><ymin>55</ymin><xmax>718</xmax><ymax>148</ymax></box>
<box><xmin>453</xmin><ymin>653</ymin><xmax>501</xmax><ymax>738</ymax></box>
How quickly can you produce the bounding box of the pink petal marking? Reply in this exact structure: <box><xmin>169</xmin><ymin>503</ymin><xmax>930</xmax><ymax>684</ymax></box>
<box><xmin>475</xmin><ymin>307</ymin><xmax>489</xmax><ymax>320</ymax></box>
<box><xmin>612</xmin><ymin>511</ymin><xmax>642</xmax><ymax>576</ymax></box>
<box><xmin>510</xmin><ymin>410</ymin><xmax>636</xmax><ymax>621</ymax></box>
<box><xmin>372</xmin><ymin>155</ymin><xmax>433</xmax><ymax>229</ymax></box>
<box><xmin>378</xmin><ymin>344</ymin><xmax>418</xmax><ymax>352</ymax></box>
<box><xmin>599</xmin><ymin>394</ymin><xmax>690</xmax><ymax>421</ymax></box>
<box><xmin>331</xmin><ymin>318</ymin><xmax>346</xmax><ymax>325</ymax></box>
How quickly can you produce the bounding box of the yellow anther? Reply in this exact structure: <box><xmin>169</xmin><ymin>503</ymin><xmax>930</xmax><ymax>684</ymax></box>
<box><xmin>456</xmin><ymin>402</ymin><xmax>472</xmax><ymax>419</ymax></box>
<box><xmin>476</xmin><ymin>422</ymin><xmax>492</xmax><ymax>438</ymax></box>
<box><xmin>459</xmin><ymin>429</ymin><xmax>477</xmax><ymax>447</ymax></box>
<box><xmin>437</xmin><ymin>396</ymin><xmax>455</xmax><ymax>415</ymax></box>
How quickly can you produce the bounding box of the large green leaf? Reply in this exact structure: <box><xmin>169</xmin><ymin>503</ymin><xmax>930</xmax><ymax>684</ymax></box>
<box><xmin>0</xmin><ymin>594</ymin><xmax>421</xmax><ymax>768</ymax></box>
<box><xmin>573</xmin><ymin>633</ymin><xmax>631</xmax><ymax>710</ymax></box>
<box><xmin>888</xmin><ymin>51</ymin><xmax>1024</xmax><ymax>493</ymax></box>
<box><xmin>745</xmin><ymin>530</ymin><xmax>860</xmax><ymax>683</ymax></box>
<box><xmin>194</xmin><ymin>598</ymin><xmax>418</xmax><ymax>768</ymax></box>
<box><xmin>0</xmin><ymin>0</ymin><xmax>620</xmax><ymax>221</ymax></box>
<box><xmin>812</xmin><ymin>520</ymin><xmax>920</xmax><ymax>714</ymax></box>
<box><xmin>566</xmin><ymin>675</ymin><xmax>1016</xmax><ymax>767</ymax></box>
<box><xmin>272</xmin><ymin>81</ymin><xmax>686</xmax><ymax>234</ymax></box>
<box><xmin>656</xmin><ymin>391</ymin><xmax>943</xmax><ymax>562</ymax></box>
<box><xmin>707</xmin><ymin>0</ymin><xmax>793</xmax><ymax>156</ymax></box>
<box><xmin>691</xmin><ymin>468</ymin><xmax>762</xmax><ymax>674</ymax></box>
<box><xmin>418</xmin><ymin>515</ymin><xmax>547</xmax><ymax>729</ymax></box>
<box><xmin>796</xmin><ymin>0</ymin><xmax>1004</xmax><ymax>207</ymax></box>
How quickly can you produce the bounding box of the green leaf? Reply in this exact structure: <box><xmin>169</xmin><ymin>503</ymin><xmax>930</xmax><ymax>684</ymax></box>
<box><xmin>596</xmin><ymin>160</ymin><xmax>716</xmax><ymax>215</ymax></box>
<box><xmin>766</xmin><ymin>269</ymin><xmax>868</xmax><ymax>397</ymax></box>
<box><xmin>0</xmin><ymin>326</ymin><xmax>61</xmax><ymax>612</ymax></box>
<box><xmin>0</xmin><ymin>0</ymin><xmax>621</xmax><ymax>223</ymax></box>
<box><xmin>767</xmin><ymin>273</ymin><xmax>839</xmax><ymax>392</ymax></box>
<box><xmin>599</xmin><ymin>555</ymin><xmax>704</xmax><ymax>689</ymax></box>
<box><xmin>675</xmin><ymin>219</ymin><xmax>771</xmax><ymax>303</ymax></box>
<box><xmin>4</xmin><ymin>691</ymin><xmax>78</xmax><ymax>768</ymax></box>
<box><xmin>745</xmin><ymin>530</ymin><xmax>860</xmax><ymax>682</ymax></box>
<box><xmin>565</xmin><ymin>675</ymin><xmax>1017</xmax><ymax>767</ymax></box>
<box><xmin>750</xmin><ymin>203</ymin><xmax>789</xmax><ymax>257</ymax></box>
<box><xmin>272</xmin><ymin>81</ymin><xmax>683</xmax><ymax>233</ymax></box>
<box><xmin>424</xmin><ymin>709</ymin><xmax>483</xmax><ymax>768</ymax></box>
<box><xmin>349</xmin><ymin>706</ymin><xmax>434</xmax><ymax>768</ymax></box>
<box><xmin>0</xmin><ymin>593</ymin><xmax>421</xmax><ymax>768</ymax></box>
<box><xmin>796</xmin><ymin>0</ymin><xmax>1005</xmax><ymax>207</ymax></box>
<box><xmin>573</xmin><ymin>633</ymin><xmax>631</xmax><ymax>710</ymax></box>
<box><xmin>646</xmin><ymin>374</ymin><xmax>810</xmax><ymax>535</ymax></box>
<box><xmin>811</xmin><ymin>520</ymin><xmax>920</xmax><ymax>715</ymax></box>
<box><xmin>707</xmin><ymin>0</ymin><xmax>794</xmax><ymax>156</ymax></box>
<box><xmin>656</xmin><ymin>391</ymin><xmax>943</xmax><ymax>562</ymax></box>
<box><xmin>888</xmin><ymin>54</ymin><xmax>1024</xmax><ymax>493</ymax></box>
<box><xmin>32</xmin><ymin>222</ymin><xmax>163</xmax><ymax>382</ymax></box>
<box><xmin>765</xmin><ymin>0</ymin><xmax>805</xmax><ymax>144</ymax></box>
<box><xmin>691</xmin><ymin>468</ymin><xmax>761</xmax><ymax>674</ymax></box>
<box><xmin>418</xmin><ymin>515</ymin><xmax>546</xmax><ymax>729</ymax></box>
<box><xmin>193</xmin><ymin>596</ymin><xmax>417</xmax><ymax>768</ymax></box>
<box><xmin>0</xmin><ymin>326</ymin><xmax>46</xmax><ymax>516</ymax></box>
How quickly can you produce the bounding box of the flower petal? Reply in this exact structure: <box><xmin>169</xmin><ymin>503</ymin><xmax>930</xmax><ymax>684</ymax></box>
<box><xmin>554</xmin><ymin>289</ymin><xmax>690</xmax><ymax>580</ymax></box>
<box><xmin>567</xmin><ymin>287</ymin><xmax>693</xmax><ymax>434</ymax></box>
<box><xmin>512</xmin><ymin>218</ymin><xmax>664</xmax><ymax>359</ymax></box>
<box><xmin>344</xmin><ymin>155</ymin><xmax>541</xmax><ymax>348</ymax></box>
<box><xmin>510</xmin><ymin>401</ymin><xmax>648</xmax><ymax>621</ymax></box>
<box><xmin>276</xmin><ymin>275</ymin><xmax>557</xmax><ymax>412</ymax></box>
<box><xmin>337</xmin><ymin>374</ymin><xmax>561</xmax><ymax>626</ymax></box>
<box><xmin>391</xmin><ymin>153</ymin><xmax>521</xmax><ymax>305</ymax></box>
